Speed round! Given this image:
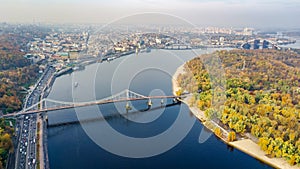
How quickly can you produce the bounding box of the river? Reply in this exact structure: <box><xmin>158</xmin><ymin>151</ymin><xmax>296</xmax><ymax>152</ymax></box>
<box><xmin>280</xmin><ymin>36</ymin><xmax>300</xmax><ymax>49</ymax></box>
<box><xmin>46</xmin><ymin>49</ymin><xmax>272</xmax><ymax>169</ymax></box>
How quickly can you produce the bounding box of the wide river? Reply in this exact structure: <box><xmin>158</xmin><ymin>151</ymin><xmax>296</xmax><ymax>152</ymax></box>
<box><xmin>47</xmin><ymin>49</ymin><xmax>273</xmax><ymax>169</ymax></box>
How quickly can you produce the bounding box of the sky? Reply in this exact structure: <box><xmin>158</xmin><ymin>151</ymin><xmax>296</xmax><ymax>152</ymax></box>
<box><xmin>0</xmin><ymin>0</ymin><xmax>299</xmax><ymax>29</ymax></box>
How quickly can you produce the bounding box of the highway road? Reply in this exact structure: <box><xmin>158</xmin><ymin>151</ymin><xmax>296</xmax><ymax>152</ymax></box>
<box><xmin>14</xmin><ymin>66</ymin><xmax>55</xmax><ymax>169</ymax></box>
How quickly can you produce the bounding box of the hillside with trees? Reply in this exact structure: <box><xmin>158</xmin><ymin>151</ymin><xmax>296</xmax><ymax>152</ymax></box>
<box><xmin>0</xmin><ymin>34</ymin><xmax>39</xmax><ymax>114</ymax></box>
<box><xmin>177</xmin><ymin>49</ymin><xmax>300</xmax><ymax>166</ymax></box>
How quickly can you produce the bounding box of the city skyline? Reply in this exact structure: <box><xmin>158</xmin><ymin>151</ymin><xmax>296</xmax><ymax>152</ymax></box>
<box><xmin>0</xmin><ymin>0</ymin><xmax>299</xmax><ymax>29</ymax></box>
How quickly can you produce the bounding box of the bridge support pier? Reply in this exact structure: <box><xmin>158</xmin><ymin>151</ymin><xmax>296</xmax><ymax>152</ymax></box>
<box><xmin>147</xmin><ymin>99</ymin><xmax>152</xmax><ymax>108</ymax></box>
<box><xmin>160</xmin><ymin>99</ymin><xmax>164</xmax><ymax>107</ymax></box>
<box><xmin>173</xmin><ymin>98</ymin><xmax>178</xmax><ymax>103</ymax></box>
<box><xmin>125</xmin><ymin>102</ymin><xmax>132</xmax><ymax>113</ymax></box>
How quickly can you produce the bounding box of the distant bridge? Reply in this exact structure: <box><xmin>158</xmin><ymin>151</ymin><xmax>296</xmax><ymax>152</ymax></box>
<box><xmin>164</xmin><ymin>44</ymin><xmax>192</xmax><ymax>50</ymax></box>
<box><xmin>241</xmin><ymin>38</ymin><xmax>281</xmax><ymax>50</ymax></box>
<box><xmin>3</xmin><ymin>89</ymin><xmax>180</xmax><ymax>118</ymax></box>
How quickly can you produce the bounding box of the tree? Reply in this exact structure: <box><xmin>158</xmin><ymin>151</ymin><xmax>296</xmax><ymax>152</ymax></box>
<box><xmin>204</xmin><ymin>108</ymin><xmax>219</xmax><ymax>120</ymax></box>
<box><xmin>175</xmin><ymin>89</ymin><xmax>182</xmax><ymax>96</ymax></box>
<box><xmin>214</xmin><ymin>127</ymin><xmax>222</xmax><ymax>138</ymax></box>
<box><xmin>258</xmin><ymin>137</ymin><xmax>269</xmax><ymax>152</ymax></box>
<box><xmin>234</xmin><ymin>120</ymin><xmax>246</xmax><ymax>133</ymax></box>
<box><xmin>228</xmin><ymin>131</ymin><xmax>236</xmax><ymax>142</ymax></box>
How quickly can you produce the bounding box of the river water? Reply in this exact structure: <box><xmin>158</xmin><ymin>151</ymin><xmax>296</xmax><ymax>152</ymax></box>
<box><xmin>280</xmin><ymin>37</ymin><xmax>300</xmax><ymax>49</ymax></box>
<box><xmin>47</xmin><ymin>49</ymin><xmax>272</xmax><ymax>169</ymax></box>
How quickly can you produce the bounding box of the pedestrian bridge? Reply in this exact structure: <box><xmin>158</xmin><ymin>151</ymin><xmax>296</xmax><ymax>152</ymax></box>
<box><xmin>3</xmin><ymin>89</ymin><xmax>180</xmax><ymax>117</ymax></box>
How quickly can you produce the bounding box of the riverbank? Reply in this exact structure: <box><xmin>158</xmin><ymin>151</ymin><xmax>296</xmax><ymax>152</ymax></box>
<box><xmin>172</xmin><ymin>63</ymin><xmax>299</xmax><ymax>169</ymax></box>
<box><xmin>172</xmin><ymin>64</ymin><xmax>209</xmax><ymax>123</ymax></box>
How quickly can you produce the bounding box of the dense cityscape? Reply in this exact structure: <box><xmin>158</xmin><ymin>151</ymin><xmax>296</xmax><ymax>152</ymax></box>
<box><xmin>1</xmin><ymin>23</ymin><xmax>297</xmax><ymax>73</ymax></box>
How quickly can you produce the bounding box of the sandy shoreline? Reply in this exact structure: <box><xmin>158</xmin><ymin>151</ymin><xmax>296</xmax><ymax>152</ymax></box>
<box><xmin>172</xmin><ymin>63</ymin><xmax>300</xmax><ymax>169</ymax></box>
<box><xmin>172</xmin><ymin>64</ymin><xmax>185</xmax><ymax>96</ymax></box>
<box><xmin>229</xmin><ymin>140</ymin><xmax>299</xmax><ymax>169</ymax></box>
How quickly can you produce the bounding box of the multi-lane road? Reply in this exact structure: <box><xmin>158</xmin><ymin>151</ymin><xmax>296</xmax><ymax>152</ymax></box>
<box><xmin>15</xmin><ymin>115</ymin><xmax>37</xmax><ymax>169</ymax></box>
<box><xmin>14</xmin><ymin>66</ymin><xmax>55</xmax><ymax>169</ymax></box>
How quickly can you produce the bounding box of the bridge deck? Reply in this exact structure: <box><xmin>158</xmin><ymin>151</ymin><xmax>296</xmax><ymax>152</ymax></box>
<box><xmin>3</xmin><ymin>95</ymin><xmax>180</xmax><ymax>118</ymax></box>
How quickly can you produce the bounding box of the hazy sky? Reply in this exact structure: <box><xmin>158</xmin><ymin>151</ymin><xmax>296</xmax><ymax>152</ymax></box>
<box><xmin>0</xmin><ymin>0</ymin><xmax>299</xmax><ymax>28</ymax></box>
